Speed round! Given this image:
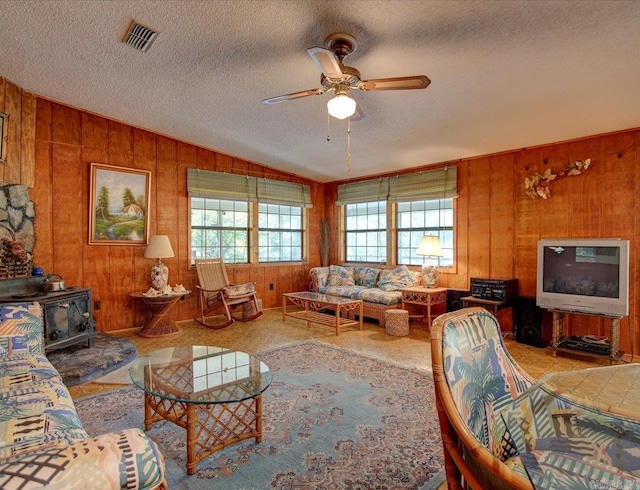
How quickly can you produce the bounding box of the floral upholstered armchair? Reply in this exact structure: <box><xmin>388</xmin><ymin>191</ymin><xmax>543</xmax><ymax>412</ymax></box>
<box><xmin>431</xmin><ymin>306</ymin><xmax>640</xmax><ymax>489</ymax></box>
<box><xmin>430</xmin><ymin>307</ymin><xmax>534</xmax><ymax>489</ymax></box>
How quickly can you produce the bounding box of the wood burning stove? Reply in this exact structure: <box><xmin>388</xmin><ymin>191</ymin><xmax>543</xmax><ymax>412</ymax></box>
<box><xmin>0</xmin><ymin>277</ymin><xmax>94</xmax><ymax>351</ymax></box>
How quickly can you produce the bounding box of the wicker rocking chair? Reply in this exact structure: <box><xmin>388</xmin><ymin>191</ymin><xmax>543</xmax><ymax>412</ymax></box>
<box><xmin>194</xmin><ymin>258</ymin><xmax>263</xmax><ymax>329</ymax></box>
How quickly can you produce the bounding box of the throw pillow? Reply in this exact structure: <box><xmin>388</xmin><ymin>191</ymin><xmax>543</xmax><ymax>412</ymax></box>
<box><xmin>377</xmin><ymin>265</ymin><xmax>419</xmax><ymax>291</ymax></box>
<box><xmin>354</xmin><ymin>267</ymin><xmax>379</xmax><ymax>288</ymax></box>
<box><xmin>223</xmin><ymin>282</ymin><xmax>256</xmax><ymax>298</ymax></box>
<box><xmin>326</xmin><ymin>265</ymin><xmax>356</xmax><ymax>286</ymax></box>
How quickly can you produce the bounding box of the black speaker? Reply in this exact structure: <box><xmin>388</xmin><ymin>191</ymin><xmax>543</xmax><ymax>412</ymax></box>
<box><xmin>514</xmin><ymin>297</ymin><xmax>549</xmax><ymax>347</ymax></box>
<box><xmin>447</xmin><ymin>289</ymin><xmax>470</xmax><ymax>312</ymax></box>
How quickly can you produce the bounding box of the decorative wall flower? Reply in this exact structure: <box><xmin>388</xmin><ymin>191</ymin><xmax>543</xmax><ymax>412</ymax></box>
<box><xmin>524</xmin><ymin>158</ymin><xmax>591</xmax><ymax>199</ymax></box>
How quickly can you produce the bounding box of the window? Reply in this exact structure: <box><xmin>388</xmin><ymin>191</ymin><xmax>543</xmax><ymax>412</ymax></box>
<box><xmin>258</xmin><ymin>203</ymin><xmax>303</xmax><ymax>262</ymax></box>
<box><xmin>187</xmin><ymin>169</ymin><xmax>311</xmax><ymax>265</ymax></box>
<box><xmin>345</xmin><ymin>201</ymin><xmax>387</xmax><ymax>263</ymax></box>
<box><xmin>190</xmin><ymin>198</ymin><xmax>249</xmax><ymax>263</ymax></box>
<box><xmin>338</xmin><ymin>167</ymin><xmax>458</xmax><ymax>267</ymax></box>
<box><xmin>397</xmin><ymin>198</ymin><xmax>454</xmax><ymax>267</ymax></box>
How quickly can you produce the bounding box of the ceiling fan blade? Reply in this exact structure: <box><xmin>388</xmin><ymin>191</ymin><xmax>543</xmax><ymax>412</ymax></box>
<box><xmin>307</xmin><ymin>47</ymin><xmax>343</xmax><ymax>79</ymax></box>
<box><xmin>262</xmin><ymin>88</ymin><xmax>325</xmax><ymax>105</ymax></box>
<box><xmin>360</xmin><ymin>75</ymin><xmax>431</xmax><ymax>91</ymax></box>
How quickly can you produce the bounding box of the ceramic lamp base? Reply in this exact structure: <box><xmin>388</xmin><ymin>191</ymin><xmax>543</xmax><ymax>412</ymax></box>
<box><xmin>422</xmin><ymin>264</ymin><xmax>439</xmax><ymax>288</ymax></box>
<box><xmin>151</xmin><ymin>260</ymin><xmax>169</xmax><ymax>290</ymax></box>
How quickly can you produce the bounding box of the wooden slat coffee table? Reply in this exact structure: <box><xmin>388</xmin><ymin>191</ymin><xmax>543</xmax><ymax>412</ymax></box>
<box><xmin>282</xmin><ymin>291</ymin><xmax>363</xmax><ymax>335</ymax></box>
<box><xmin>130</xmin><ymin>345</ymin><xmax>272</xmax><ymax>475</ymax></box>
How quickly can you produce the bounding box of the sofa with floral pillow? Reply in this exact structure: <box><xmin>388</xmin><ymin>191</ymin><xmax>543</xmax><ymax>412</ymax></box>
<box><xmin>309</xmin><ymin>264</ymin><xmax>420</xmax><ymax>327</ymax></box>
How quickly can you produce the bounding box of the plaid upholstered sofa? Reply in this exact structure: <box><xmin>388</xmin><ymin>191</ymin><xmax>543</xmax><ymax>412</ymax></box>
<box><xmin>309</xmin><ymin>265</ymin><xmax>420</xmax><ymax>327</ymax></box>
<box><xmin>0</xmin><ymin>302</ymin><xmax>166</xmax><ymax>489</ymax></box>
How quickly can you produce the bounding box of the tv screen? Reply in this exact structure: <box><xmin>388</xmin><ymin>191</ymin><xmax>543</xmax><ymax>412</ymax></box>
<box><xmin>537</xmin><ymin>238</ymin><xmax>629</xmax><ymax>317</ymax></box>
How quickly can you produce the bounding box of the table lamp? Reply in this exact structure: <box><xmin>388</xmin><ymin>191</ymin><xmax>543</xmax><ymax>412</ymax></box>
<box><xmin>144</xmin><ymin>235</ymin><xmax>174</xmax><ymax>290</ymax></box>
<box><xmin>416</xmin><ymin>235</ymin><xmax>443</xmax><ymax>288</ymax></box>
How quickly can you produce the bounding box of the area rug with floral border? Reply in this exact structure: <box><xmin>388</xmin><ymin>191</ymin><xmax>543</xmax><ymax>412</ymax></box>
<box><xmin>75</xmin><ymin>340</ymin><xmax>445</xmax><ymax>489</ymax></box>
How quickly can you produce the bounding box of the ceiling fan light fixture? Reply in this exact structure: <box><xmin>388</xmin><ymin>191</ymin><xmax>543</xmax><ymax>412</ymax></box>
<box><xmin>327</xmin><ymin>93</ymin><xmax>356</xmax><ymax>120</ymax></box>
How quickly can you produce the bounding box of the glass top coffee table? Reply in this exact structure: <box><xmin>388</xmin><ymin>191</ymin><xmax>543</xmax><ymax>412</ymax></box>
<box><xmin>282</xmin><ymin>291</ymin><xmax>363</xmax><ymax>335</ymax></box>
<box><xmin>130</xmin><ymin>345</ymin><xmax>272</xmax><ymax>475</ymax></box>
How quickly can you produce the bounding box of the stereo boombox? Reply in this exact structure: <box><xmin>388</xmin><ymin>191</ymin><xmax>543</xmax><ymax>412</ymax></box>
<box><xmin>470</xmin><ymin>278</ymin><xmax>518</xmax><ymax>302</ymax></box>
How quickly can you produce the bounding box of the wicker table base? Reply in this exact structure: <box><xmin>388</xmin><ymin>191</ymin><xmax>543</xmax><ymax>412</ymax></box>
<box><xmin>131</xmin><ymin>346</ymin><xmax>271</xmax><ymax>475</ymax></box>
<box><xmin>144</xmin><ymin>391</ymin><xmax>262</xmax><ymax>475</ymax></box>
<box><xmin>131</xmin><ymin>291</ymin><xmax>190</xmax><ymax>337</ymax></box>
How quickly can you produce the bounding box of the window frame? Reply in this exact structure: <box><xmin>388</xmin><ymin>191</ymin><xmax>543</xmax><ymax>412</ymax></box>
<box><xmin>343</xmin><ymin>201</ymin><xmax>388</xmax><ymax>264</ymax></box>
<box><xmin>257</xmin><ymin>203</ymin><xmax>304</xmax><ymax>263</ymax></box>
<box><xmin>341</xmin><ymin>198</ymin><xmax>457</xmax><ymax>271</ymax></box>
<box><xmin>190</xmin><ymin>197</ymin><xmax>251</xmax><ymax>264</ymax></box>
<box><xmin>396</xmin><ymin>198</ymin><xmax>454</xmax><ymax>268</ymax></box>
<box><xmin>189</xmin><ymin>197</ymin><xmax>307</xmax><ymax>266</ymax></box>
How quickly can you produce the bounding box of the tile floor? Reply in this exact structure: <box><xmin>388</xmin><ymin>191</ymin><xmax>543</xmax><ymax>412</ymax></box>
<box><xmin>67</xmin><ymin>307</ymin><xmax>606</xmax><ymax>400</ymax></box>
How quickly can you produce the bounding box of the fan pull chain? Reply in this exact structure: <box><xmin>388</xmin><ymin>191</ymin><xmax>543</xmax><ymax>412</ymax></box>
<box><xmin>346</xmin><ymin>117</ymin><xmax>351</xmax><ymax>173</ymax></box>
<box><xmin>327</xmin><ymin>111</ymin><xmax>331</xmax><ymax>142</ymax></box>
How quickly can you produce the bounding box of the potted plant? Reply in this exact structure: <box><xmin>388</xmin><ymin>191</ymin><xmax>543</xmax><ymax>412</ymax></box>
<box><xmin>0</xmin><ymin>237</ymin><xmax>31</xmax><ymax>278</ymax></box>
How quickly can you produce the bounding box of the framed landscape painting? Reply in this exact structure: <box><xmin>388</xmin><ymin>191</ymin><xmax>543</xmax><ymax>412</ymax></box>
<box><xmin>89</xmin><ymin>163</ymin><xmax>151</xmax><ymax>245</ymax></box>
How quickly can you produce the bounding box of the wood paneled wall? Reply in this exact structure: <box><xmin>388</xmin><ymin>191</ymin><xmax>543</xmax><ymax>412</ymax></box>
<box><xmin>32</xmin><ymin>98</ymin><xmax>324</xmax><ymax>332</ymax></box>
<box><xmin>327</xmin><ymin>130</ymin><xmax>640</xmax><ymax>358</ymax></box>
<box><xmin>26</xmin><ymin>88</ymin><xmax>640</xmax><ymax>357</ymax></box>
<box><xmin>0</xmin><ymin>77</ymin><xmax>36</xmax><ymax>186</ymax></box>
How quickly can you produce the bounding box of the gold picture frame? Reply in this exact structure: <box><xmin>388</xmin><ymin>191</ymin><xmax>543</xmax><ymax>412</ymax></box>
<box><xmin>89</xmin><ymin>163</ymin><xmax>151</xmax><ymax>245</ymax></box>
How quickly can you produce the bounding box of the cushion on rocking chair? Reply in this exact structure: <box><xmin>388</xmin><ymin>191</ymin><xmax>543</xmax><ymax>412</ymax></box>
<box><xmin>223</xmin><ymin>283</ymin><xmax>256</xmax><ymax>298</ymax></box>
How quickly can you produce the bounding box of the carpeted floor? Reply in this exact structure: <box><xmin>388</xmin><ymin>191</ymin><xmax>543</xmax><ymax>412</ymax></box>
<box><xmin>76</xmin><ymin>340</ymin><xmax>445</xmax><ymax>489</ymax></box>
<box><xmin>47</xmin><ymin>333</ymin><xmax>138</xmax><ymax>386</ymax></box>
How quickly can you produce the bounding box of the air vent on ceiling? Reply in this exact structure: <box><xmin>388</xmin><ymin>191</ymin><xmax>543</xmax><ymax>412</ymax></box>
<box><xmin>123</xmin><ymin>20</ymin><xmax>157</xmax><ymax>52</ymax></box>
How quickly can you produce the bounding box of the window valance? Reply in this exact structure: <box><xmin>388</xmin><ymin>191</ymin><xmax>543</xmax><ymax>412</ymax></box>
<box><xmin>336</xmin><ymin>167</ymin><xmax>458</xmax><ymax>205</ymax></box>
<box><xmin>187</xmin><ymin>169</ymin><xmax>257</xmax><ymax>201</ymax></box>
<box><xmin>336</xmin><ymin>178</ymin><xmax>390</xmax><ymax>205</ymax></box>
<box><xmin>256</xmin><ymin>177</ymin><xmax>312</xmax><ymax>208</ymax></box>
<box><xmin>388</xmin><ymin>167</ymin><xmax>458</xmax><ymax>202</ymax></box>
<box><xmin>187</xmin><ymin>169</ymin><xmax>311</xmax><ymax>208</ymax></box>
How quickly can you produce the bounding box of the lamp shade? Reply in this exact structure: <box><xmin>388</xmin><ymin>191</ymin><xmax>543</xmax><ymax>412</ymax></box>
<box><xmin>416</xmin><ymin>235</ymin><xmax>443</xmax><ymax>257</ymax></box>
<box><xmin>327</xmin><ymin>93</ymin><xmax>356</xmax><ymax>119</ymax></box>
<box><xmin>144</xmin><ymin>235</ymin><xmax>174</xmax><ymax>259</ymax></box>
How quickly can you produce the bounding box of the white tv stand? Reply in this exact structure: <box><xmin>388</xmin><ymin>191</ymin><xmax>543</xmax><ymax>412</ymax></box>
<box><xmin>549</xmin><ymin>309</ymin><xmax>624</xmax><ymax>361</ymax></box>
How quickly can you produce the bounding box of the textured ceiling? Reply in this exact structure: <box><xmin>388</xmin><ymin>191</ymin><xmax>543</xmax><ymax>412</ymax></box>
<box><xmin>1</xmin><ymin>1</ymin><xmax>639</xmax><ymax>182</ymax></box>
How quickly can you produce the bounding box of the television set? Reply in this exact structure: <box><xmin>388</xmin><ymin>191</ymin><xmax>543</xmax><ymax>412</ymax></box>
<box><xmin>536</xmin><ymin>238</ymin><xmax>630</xmax><ymax>317</ymax></box>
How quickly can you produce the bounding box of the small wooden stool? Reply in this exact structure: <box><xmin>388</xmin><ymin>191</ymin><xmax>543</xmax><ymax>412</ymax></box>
<box><xmin>385</xmin><ymin>309</ymin><xmax>410</xmax><ymax>336</ymax></box>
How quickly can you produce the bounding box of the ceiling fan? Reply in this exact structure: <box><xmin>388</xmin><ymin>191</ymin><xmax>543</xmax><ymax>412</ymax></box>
<box><xmin>262</xmin><ymin>33</ymin><xmax>431</xmax><ymax>120</ymax></box>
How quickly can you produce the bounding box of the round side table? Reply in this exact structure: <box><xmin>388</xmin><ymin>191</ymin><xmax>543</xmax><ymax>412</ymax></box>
<box><xmin>131</xmin><ymin>291</ymin><xmax>191</xmax><ymax>337</ymax></box>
